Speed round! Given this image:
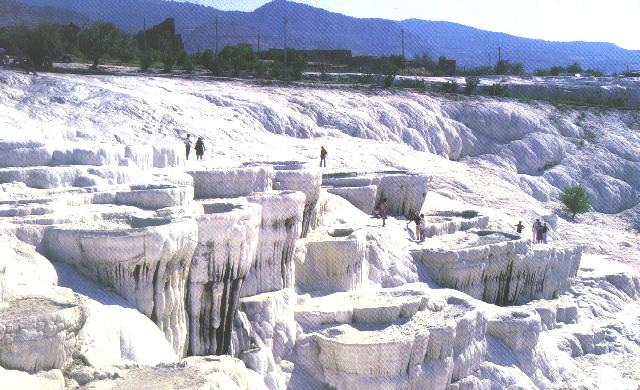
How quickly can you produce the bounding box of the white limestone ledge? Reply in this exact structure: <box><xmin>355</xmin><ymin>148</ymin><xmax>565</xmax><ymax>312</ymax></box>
<box><xmin>187</xmin><ymin>167</ymin><xmax>275</xmax><ymax>200</ymax></box>
<box><xmin>79</xmin><ymin>356</ymin><xmax>260</xmax><ymax>390</ymax></box>
<box><xmin>413</xmin><ymin>230</ymin><xmax>582</xmax><ymax>305</ymax></box>
<box><xmin>294</xmin><ymin>286</ymin><xmax>488</xmax><ymax>390</ymax></box>
<box><xmin>421</xmin><ymin>211</ymin><xmax>490</xmax><ymax>238</ymax></box>
<box><xmin>0</xmin><ymin>291</ymin><xmax>86</xmax><ymax>373</ymax></box>
<box><xmin>322</xmin><ymin>172</ymin><xmax>430</xmax><ymax>217</ymax></box>
<box><xmin>232</xmin><ymin>289</ymin><xmax>298</xmax><ymax>390</ymax></box>
<box><xmin>0</xmin><ymin>141</ymin><xmax>157</xmax><ymax>170</ymax></box>
<box><xmin>273</xmin><ymin>164</ymin><xmax>322</xmax><ymax>238</ymax></box>
<box><xmin>42</xmin><ymin>216</ymin><xmax>198</xmax><ymax>357</ymax></box>
<box><xmin>295</xmin><ymin>226</ymin><xmax>368</xmax><ymax>293</ymax></box>
<box><xmin>115</xmin><ymin>183</ymin><xmax>194</xmax><ymax>210</ymax></box>
<box><xmin>0</xmin><ymin>166</ymin><xmax>139</xmax><ymax>189</ymax></box>
<box><xmin>326</xmin><ymin>185</ymin><xmax>378</xmax><ymax>215</ymax></box>
<box><xmin>188</xmin><ymin>199</ymin><xmax>261</xmax><ymax>356</ymax></box>
<box><xmin>241</xmin><ymin>191</ymin><xmax>305</xmax><ymax>298</ymax></box>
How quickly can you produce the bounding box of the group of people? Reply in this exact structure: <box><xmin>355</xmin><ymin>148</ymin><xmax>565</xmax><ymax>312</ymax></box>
<box><xmin>185</xmin><ymin>134</ymin><xmax>205</xmax><ymax>161</ymax></box>
<box><xmin>515</xmin><ymin>219</ymin><xmax>550</xmax><ymax>244</ymax></box>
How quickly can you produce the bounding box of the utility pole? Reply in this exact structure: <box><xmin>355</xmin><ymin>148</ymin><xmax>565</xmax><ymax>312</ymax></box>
<box><xmin>284</xmin><ymin>16</ymin><xmax>288</xmax><ymax>79</ymax></box>
<box><xmin>257</xmin><ymin>34</ymin><xmax>260</xmax><ymax>53</ymax></box>
<box><xmin>143</xmin><ymin>18</ymin><xmax>147</xmax><ymax>51</ymax></box>
<box><xmin>215</xmin><ymin>17</ymin><xmax>219</xmax><ymax>55</ymax></box>
<box><xmin>488</xmin><ymin>53</ymin><xmax>491</xmax><ymax>75</ymax></box>
<box><xmin>401</xmin><ymin>28</ymin><xmax>405</xmax><ymax>76</ymax></box>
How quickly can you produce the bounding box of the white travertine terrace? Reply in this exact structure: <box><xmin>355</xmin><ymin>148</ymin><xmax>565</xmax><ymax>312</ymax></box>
<box><xmin>241</xmin><ymin>191</ymin><xmax>305</xmax><ymax>297</ymax></box>
<box><xmin>294</xmin><ymin>286</ymin><xmax>487</xmax><ymax>390</ymax></box>
<box><xmin>188</xmin><ymin>199</ymin><xmax>261</xmax><ymax>356</ymax></box>
<box><xmin>42</xmin><ymin>217</ymin><xmax>198</xmax><ymax>356</ymax></box>
<box><xmin>295</xmin><ymin>226</ymin><xmax>368</xmax><ymax>293</ymax></box>
<box><xmin>0</xmin><ymin>290</ymin><xmax>85</xmax><ymax>373</ymax></box>
<box><xmin>187</xmin><ymin>167</ymin><xmax>275</xmax><ymax>199</ymax></box>
<box><xmin>413</xmin><ymin>230</ymin><xmax>582</xmax><ymax>305</ymax></box>
<box><xmin>272</xmin><ymin>164</ymin><xmax>322</xmax><ymax>237</ymax></box>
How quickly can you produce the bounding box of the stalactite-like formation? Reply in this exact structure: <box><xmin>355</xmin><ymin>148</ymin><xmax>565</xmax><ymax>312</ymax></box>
<box><xmin>188</xmin><ymin>200</ymin><xmax>261</xmax><ymax>356</ymax></box>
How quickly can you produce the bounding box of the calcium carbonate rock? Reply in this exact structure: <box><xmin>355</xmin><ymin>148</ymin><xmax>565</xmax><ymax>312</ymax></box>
<box><xmin>0</xmin><ymin>234</ymin><xmax>57</xmax><ymax>296</ymax></box>
<box><xmin>414</xmin><ymin>230</ymin><xmax>581</xmax><ymax>305</ymax></box>
<box><xmin>0</xmin><ymin>166</ymin><xmax>137</xmax><ymax>189</ymax></box>
<box><xmin>233</xmin><ymin>289</ymin><xmax>298</xmax><ymax>390</ymax></box>
<box><xmin>152</xmin><ymin>144</ymin><xmax>185</xmax><ymax>168</ymax></box>
<box><xmin>487</xmin><ymin>309</ymin><xmax>542</xmax><ymax>354</ymax></box>
<box><xmin>82</xmin><ymin>356</ymin><xmax>258</xmax><ymax>390</ymax></box>
<box><xmin>0</xmin><ymin>367</ymin><xmax>65</xmax><ymax>390</ymax></box>
<box><xmin>420</xmin><ymin>212</ymin><xmax>490</xmax><ymax>238</ymax></box>
<box><xmin>294</xmin><ymin>286</ymin><xmax>487</xmax><ymax>390</ymax></box>
<box><xmin>295</xmin><ymin>227</ymin><xmax>368</xmax><ymax>293</ymax></box>
<box><xmin>53</xmin><ymin>263</ymin><xmax>178</xmax><ymax>368</ymax></box>
<box><xmin>43</xmin><ymin>217</ymin><xmax>198</xmax><ymax>356</ymax></box>
<box><xmin>189</xmin><ymin>199</ymin><xmax>261</xmax><ymax>356</ymax></box>
<box><xmin>115</xmin><ymin>183</ymin><xmax>194</xmax><ymax>210</ymax></box>
<box><xmin>241</xmin><ymin>191</ymin><xmax>305</xmax><ymax>297</ymax></box>
<box><xmin>377</xmin><ymin>174</ymin><xmax>430</xmax><ymax>217</ymax></box>
<box><xmin>272</xmin><ymin>165</ymin><xmax>322</xmax><ymax>237</ymax></box>
<box><xmin>0</xmin><ymin>289</ymin><xmax>85</xmax><ymax>373</ymax></box>
<box><xmin>326</xmin><ymin>185</ymin><xmax>378</xmax><ymax>215</ymax></box>
<box><xmin>188</xmin><ymin>167</ymin><xmax>275</xmax><ymax>200</ymax></box>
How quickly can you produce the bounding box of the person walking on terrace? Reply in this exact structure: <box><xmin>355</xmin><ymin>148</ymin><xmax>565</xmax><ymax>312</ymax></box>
<box><xmin>407</xmin><ymin>213</ymin><xmax>422</xmax><ymax>241</ymax></box>
<box><xmin>195</xmin><ymin>137</ymin><xmax>205</xmax><ymax>161</ymax></box>
<box><xmin>185</xmin><ymin>134</ymin><xmax>192</xmax><ymax>160</ymax></box>
<box><xmin>320</xmin><ymin>146</ymin><xmax>328</xmax><ymax>167</ymax></box>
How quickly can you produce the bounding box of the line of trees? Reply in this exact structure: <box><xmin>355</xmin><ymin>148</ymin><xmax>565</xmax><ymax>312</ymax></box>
<box><xmin>535</xmin><ymin>62</ymin><xmax>604</xmax><ymax>77</ymax></box>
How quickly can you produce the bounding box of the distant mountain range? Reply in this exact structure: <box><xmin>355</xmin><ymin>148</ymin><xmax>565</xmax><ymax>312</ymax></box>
<box><xmin>8</xmin><ymin>0</ymin><xmax>640</xmax><ymax>72</ymax></box>
<box><xmin>0</xmin><ymin>0</ymin><xmax>89</xmax><ymax>27</ymax></box>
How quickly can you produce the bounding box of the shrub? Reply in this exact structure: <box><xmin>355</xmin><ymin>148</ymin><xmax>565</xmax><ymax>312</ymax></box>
<box><xmin>383</xmin><ymin>74</ymin><xmax>395</xmax><ymax>88</ymax></box>
<box><xmin>464</xmin><ymin>76</ymin><xmax>480</xmax><ymax>95</ymax></box>
<box><xmin>440</xmin><ymin>80</ymin><xmax>459</xmax><ymax>93</ymax></box>
<box><xmin>486</xmin><ymin>83</ymin><xmax>509</xmax><ymax>97</ymax></box>
<box><xmin>460</xmin><ymin>210</ymin><xmax>479</xmax><ymax>219</ymax></box>
<box><xmin>559</xmin><ymin>185</ymin><xmax>591</xmax><ymax>219</ymax></box>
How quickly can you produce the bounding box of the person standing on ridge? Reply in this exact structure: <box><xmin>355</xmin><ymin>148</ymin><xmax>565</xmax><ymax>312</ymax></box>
<box><xmin>185</xmin><ymin>134</ymin><xmax>192</xmax><ymax>160</ymax></box>
<box><xmin>379</xmin><ymin>198</ymin><xmax>389</xmax><ymax>227</ymax></box>
<box><xmin>515</xmin><ymin>221</ymin><xmax>524</xmax><ymax>234</ymax></box>
<box><xmin>195</xmin><ymin>137</ymin><xmax>205</xmax><ymax>160</ymax></box>
<box><xmin>532</xmin><ymin>218</ymin><xmax>541</xmax><ymax>243</ymax></box>
<box><xmin>542</xmin><ymin>223</ymin><xmax>550</xmax><ymax>244</ymax></box>
<box><xmin>320</xmin><ymin>146</ymin><xmax>327</xmax><ymax>167</ymax></box>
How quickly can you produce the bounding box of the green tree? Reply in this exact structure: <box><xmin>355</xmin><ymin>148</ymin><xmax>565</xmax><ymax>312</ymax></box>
<box><xmin>550</xmin><ymin>66</ymin><xmax>564</xmax><ymax>76</ymax></box>
<box><xmin>464</xmin><ymin>76</ymin><xmax>480</xmax><ymax>95</ymax></box>
<box><xmin>219</xmin><ymin>44</ymin><xmax>257</xmax><ymax>76</ymax></box>
<box><xmin>559</xmin><ymin>184</ymin><xmax>591</xmax><ymax>219</ymax></box>
<box><xmin>79</xmin><ymin>22</ymin><xmax>127</xmax><ymax>68</ymax></box>
<box><xmin>566</xmin><ymin>62</ymin><xmax>583</xmax><ymax>74</ymax></box>
<box><xmin>8</xmin><ymin>24</ymin><xmax>64</xmax><ymax>69</ymax></box>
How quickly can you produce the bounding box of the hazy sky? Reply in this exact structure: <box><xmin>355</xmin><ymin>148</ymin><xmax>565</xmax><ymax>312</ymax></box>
<box><xmin>183</xmin><ymin>0</ymin><xmax>640</xmax><ymax>50</ymax></box>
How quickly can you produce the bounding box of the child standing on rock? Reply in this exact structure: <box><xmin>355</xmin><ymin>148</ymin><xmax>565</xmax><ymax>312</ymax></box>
<box><xmin>379</xmin><ymin>198</ymin><xmax>388</xmax><ymax>227</ymax></box>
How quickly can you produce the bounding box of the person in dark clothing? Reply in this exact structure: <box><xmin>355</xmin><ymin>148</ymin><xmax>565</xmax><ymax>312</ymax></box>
<box><xmin>320</xmin><ymin>146</ymin><xmax>327</xmax><ymax>167</ymax></box>
<box><xmin>378</xmin><ymin>198</ymin><xmax>388</xmax><ymax>227</ymax></box>
<box><xmin>542</xmin><ymin>223</ymin><xmax>549</xmax><ymax>244</ymax></box>
<box><xmin>515</xmin><ymin>221</ymin><xmax>524</xmax><ymax>234</ymax></box>
<box><xmin>195</xmin><ymin>137</ymin><xmax>205</xmax><ymax>160</ymax></box>
<box><xmin>185</xmin><ymin>134</ymin><xmax>192</xmax><ymax>160</ymax></box>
